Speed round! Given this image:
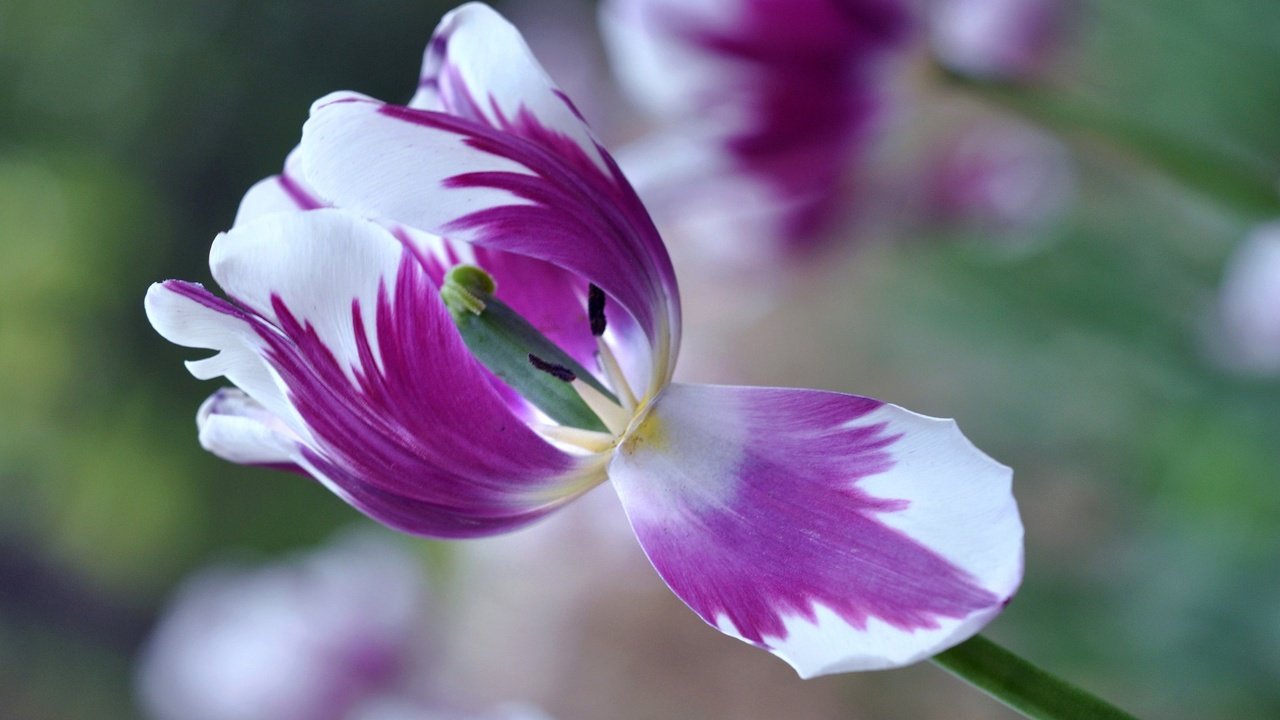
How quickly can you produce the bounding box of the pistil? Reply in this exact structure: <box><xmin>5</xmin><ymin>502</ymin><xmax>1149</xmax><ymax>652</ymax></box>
<box><xmin>533</xmin><ymin>423</ymin><xmax>617</xmax><ymax>453</ymax></box>
<box><xmin>441</xmin><ymin>265</ymin><xmax>637</xmax><ymax>437</ymax></box>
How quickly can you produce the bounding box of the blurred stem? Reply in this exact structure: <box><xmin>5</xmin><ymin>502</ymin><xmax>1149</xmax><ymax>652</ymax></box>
<box><xmin>938</xmin><ymin>67</ymin><xmax>1280</xmax><ymax>219</ymax></box>
<box><xmin>933</xmin><ymin>635</ymin><xmax>1140</xmax><ymax>720</ymax></box>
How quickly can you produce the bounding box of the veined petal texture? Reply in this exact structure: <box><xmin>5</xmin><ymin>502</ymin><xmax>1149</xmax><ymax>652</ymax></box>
<box><xmin>608</xmin><ymin>383</ymin><xmax>1023</xmax><ymax>676</ymax></box>
<box><xmin>146</xmin><ymin>209</ymin><xmax>603</xmax><ymax>538</ymax></box>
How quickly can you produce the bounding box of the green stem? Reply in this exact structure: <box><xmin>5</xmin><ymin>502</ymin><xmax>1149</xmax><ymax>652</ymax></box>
<box><xmin>933</xmin><ymin>635</ymin><xmax>1140</xmax><ymax>720</ymax></box>
<box><xmin>937</xmin><ymin>67</ymin><xmax>1280</xmax><ymax>219</ymax></box>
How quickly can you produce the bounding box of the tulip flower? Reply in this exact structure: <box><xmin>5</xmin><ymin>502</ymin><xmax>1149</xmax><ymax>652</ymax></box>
<box><xmin>145</xmin><ymin>3</ymin><xmax>1022</xmax><ymax>678</ymax></box>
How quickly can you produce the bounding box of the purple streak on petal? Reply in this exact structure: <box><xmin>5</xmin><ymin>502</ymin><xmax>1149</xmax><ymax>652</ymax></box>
<box><xmin>163</xmin><ymin>278</ymin><xmax>260</xmax><ymax>322</ymax></box>
<box><xmin>677</xmin><ymin>0</ymin><xmax>910</xmax><ymax>249</ymax></box>
<box><xmin>278</xmin><ymin>171</ymin><xmax>325</xmax><ymax>210</ymax></box>
<box><xmin>615</xmin><ymin>384</ymin><xmax>998</xmax><ymax>646</ymax></box>
<box><xmin>552</xmin><ymin>88</ymin><xmax>590</xmax><ymax>124</ymax></box>
<box><xmin>377</xmin><ymin>102</ymin><xmax>679</xmax><ymax>383</ymax></box>
<box><xmin>257</xmin><ymin>253</ymin><xmax>588</xmax><ymax>537</ymax></box>
<box><xmin>164</xmin><ymin>257</ymin><xmax>589</xmax><ymax>538</ymax></box>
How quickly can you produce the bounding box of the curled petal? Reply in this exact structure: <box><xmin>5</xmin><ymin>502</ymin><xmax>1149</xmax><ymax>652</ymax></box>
<box><xmin>608</xmin><ymin>383</ymin><xmax>1023</xmax><ymax>676</ymax></box>
<box><xmin>145</xmin><ymin>279</ymin><xmax>303</xmax><ymax>435</ymax></box>
<box><xmin>146</xmin><ymin>210</ymin><xmax>605</xmax><ymax>537</ymax></box>
<box><xmin>197</xmin><ymin>388</ymin><xmax>303</xmax><ymax>469</ymax></box>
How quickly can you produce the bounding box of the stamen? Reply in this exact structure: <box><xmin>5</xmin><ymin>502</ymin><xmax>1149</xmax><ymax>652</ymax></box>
<box><xmin>528</xmin><ymin>353</ymin><xmax>576</xmax><ymax>382</ymax></box>
<box><xmin>596</xmin><ymin>337</ymin><xmax>638</xmax><ymax>412</ymax></box>
<box><xmin>534</xmin><ymin>423</ymin><xmax>616</xmax><ymax>453</ymax></box>
<box><xmin>573</xmin><ymin>379</ymin><xmax>631</xmax><ymax>435</ymax></box>
<box><xmin>588</xmin><ymin>284</ymin><xmax>607</xmax><ymax>336</ymax></box>
<box><xmin>584</xmin><ymin>282</ymin><xmax>636</xmax><ymax>409</ymax></box>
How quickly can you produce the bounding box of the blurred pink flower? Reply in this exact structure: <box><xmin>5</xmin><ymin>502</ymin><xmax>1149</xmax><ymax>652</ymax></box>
<box><xmin>136</xmin><ymin>531</ymin><xmax>429</xmax><ymax>720</ymax></box>
<box><xmin>928</xmin><ymin>0</ymin><xmax>1068</xmax><ymax>80</ymax></box>
<box><xmin>925</xmin><ymin>119</ymin><xmax>1075</xmax><ymax>243</ymax></box>
<box><xmin>601</xmin><ymin>0</ymin><xmax>912</xmax><ymax>259</ymax></box>
<box><xmin>136</xmin><ymin>529</ymin><xmax>552</xmax><ymax>720</ymax></box>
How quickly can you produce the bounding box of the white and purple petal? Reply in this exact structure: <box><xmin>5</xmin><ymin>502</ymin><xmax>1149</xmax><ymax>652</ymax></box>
<box><xmin>412</xmin><ymin>2</ymin><xmax>607</xmax><ymax>172</ymax></box>
<box><xmin>299</xmin><ymin>6</ymin><xmax>680</xmax><ymax>393</ymax></box>
<box><xmin>231</xmin><ymin>149</ymin><xmax>603</xmax><ymax>385</ymax></box>
<box><xmin>233</xmin><ymin>149</ymin><xmax>327</xmax><ymax>228</ymax></box>
<box><xmin>608</xmin><ymin>383</ymin><xmax>1022</xmax><ymax>676</ymax></box>
<box><xmin>196</xmin><ymin>387</ymin><xmax>304</xmax><ymax>470</ymax></box>
<box><xmin>146</xmin><ymin>209</ymin><xmax>605</xmax><ymax>537</ymax></box>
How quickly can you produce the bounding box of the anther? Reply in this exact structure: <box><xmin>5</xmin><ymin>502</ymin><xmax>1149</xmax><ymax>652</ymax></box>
<box><xmin>528</xmin><ymin>353</ymin><xmax>576</xmax><ymax>382</ymax></box>
<box><xmin>588</xmin><ymin>284</ymin><xmax>607</xmax><ymax>337</ymax></box>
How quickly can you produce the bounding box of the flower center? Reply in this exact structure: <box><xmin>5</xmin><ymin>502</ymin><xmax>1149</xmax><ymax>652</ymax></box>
<box><xmin>440</xmin><ymin>264</ymin><xmax>638</xmax><ymax>449</ymax></box>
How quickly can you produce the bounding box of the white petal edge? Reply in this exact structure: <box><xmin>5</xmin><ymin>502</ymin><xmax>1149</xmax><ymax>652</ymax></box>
<box><xmin>196</xmin><ymin>388</ymin><xmax>301</xmax><ymax>466</ymax></box>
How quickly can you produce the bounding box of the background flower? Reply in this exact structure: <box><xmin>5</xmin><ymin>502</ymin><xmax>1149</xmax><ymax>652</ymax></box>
<box><xmin>1204</xmin><ymin>221</ymin><xmax>1280</xmax><ymax>375</ymax></box>
<box><xmin>601</xmin><ymin>0</ymin><xmax>912</xmax><ymax>260</ymax></box>
<box><xmin>136</xmin><ymin>528</ymin><xmax>552</xmax><ymax>720</ymax></box>
<box><xmin>137</xmin><ymin>530</ymin><xmax>431</xmax><ymax>720</ymax></box>
<box><xmin>928</xmin><ymin>0</ymin><xmax>1070</xmax><ymax>80</ymax></box>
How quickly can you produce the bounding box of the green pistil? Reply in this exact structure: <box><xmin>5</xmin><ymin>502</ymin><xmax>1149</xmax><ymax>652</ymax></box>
<box><xmin>440</xmin><ymin>264</ymin><xmax>495</xmax><ymax>319</ymax></box>
<box><xmin>441</xmin><ymin>265</ymin><xmax>618</xmax><ymax>433</ymax></box>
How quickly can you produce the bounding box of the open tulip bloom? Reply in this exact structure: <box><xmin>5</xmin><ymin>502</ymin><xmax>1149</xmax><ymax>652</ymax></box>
<box><xmin>146</xmin><ymin>3</ymin><xmax>1024</xmax><ymax>679</ymax></box>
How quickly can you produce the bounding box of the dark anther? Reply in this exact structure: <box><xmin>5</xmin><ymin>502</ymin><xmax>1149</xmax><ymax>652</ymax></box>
<box><xmin>588</xmin><ymin>284</ymin><xmax>607</xmax><ymax>336</ymax></box>
<box><xmin>528</xmin><ymin>353</ymin><xmax>576</xmax><ymax>382</ymax></box>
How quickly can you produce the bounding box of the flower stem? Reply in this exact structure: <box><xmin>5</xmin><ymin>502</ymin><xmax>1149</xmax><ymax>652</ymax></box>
<box><xmin>934</xmin><ymin>66</ymin><xmax>1280</xmax><ymax>219</ymax></box>
<box><xmin>932</xmin><ymin>635</ymin><xmax>1140</xmax><ymax>720</ymax></box>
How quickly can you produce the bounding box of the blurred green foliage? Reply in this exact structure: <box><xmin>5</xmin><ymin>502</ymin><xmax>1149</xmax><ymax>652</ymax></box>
<box><xmin>0</xmin><ymin>0</ymin><xmax>1278</xmax><ymax>719</ymax></box>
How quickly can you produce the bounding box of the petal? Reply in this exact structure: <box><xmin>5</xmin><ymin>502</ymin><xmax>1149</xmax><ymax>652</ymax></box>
<box><xmin>145</xmin><ymin>279</ymin><xmax>304</xmax><ymax>435</ymax></box>
<box><xmin>413</xmin><ymin>3</ymin><xmax>608</xmax><ymax>173</ymax></box>
<box><xmin>196</xmin><ymin>387</ymin><xmax>303</xmax><ymax>469</ymax></box>
<box><xmin>232</xmin><ymin>149</ymin><xmax>325</xmax><ymax>227</ymax></box>
<box><xmin>301</xmin><ymin>93</ymin><xmax>677</xmax><ymax>395</ymax></box>
<box><xmin>228</xmin><ymin>148</ymin><xmax>605</xmax><ymax>411</ymax></box>
<box><xmin>608</xmin><ymin>383</ymin><xmax>1023</xmax><ymax>677</ymax></box>
<box><xmin>149</xmin><ymin>209</ymin><xmax>605</xmax><ymax>537</ymax></box>
<box><xmin>298</xmin><ymin>9</ymin><xmax>681</xmax><ymax>393</ymax></box>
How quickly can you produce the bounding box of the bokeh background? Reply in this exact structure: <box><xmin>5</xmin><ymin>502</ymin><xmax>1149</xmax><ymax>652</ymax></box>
<box><xmin>2</xmin><ymin>0</ymin><xmax>1279</xmax><ymax>718</ymax></box>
